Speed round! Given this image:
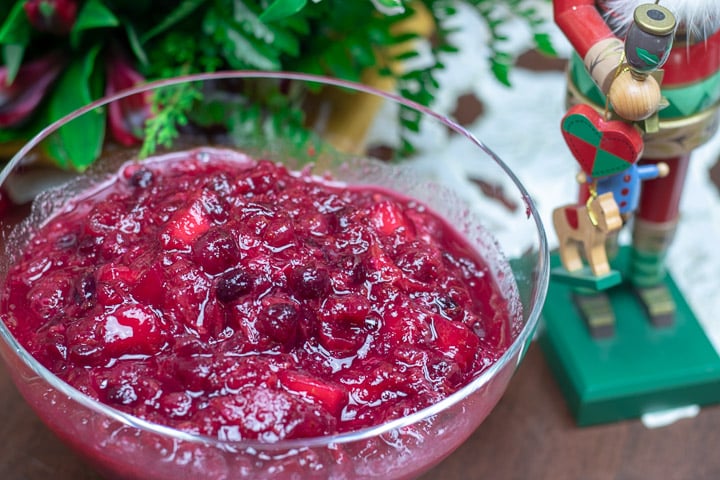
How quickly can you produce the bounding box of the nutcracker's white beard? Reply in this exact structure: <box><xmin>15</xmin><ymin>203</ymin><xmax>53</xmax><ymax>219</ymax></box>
<box><xmin>604</xmin><ymin>0</ymin><xmax>720</xmax><ymax>39</ymax></box>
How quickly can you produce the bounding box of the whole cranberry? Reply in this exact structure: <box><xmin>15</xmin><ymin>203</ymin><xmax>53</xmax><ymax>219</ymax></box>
<box><xmin>192</xmin><ymin>228</ymin><xmax>239</xmax><ymax>274</ymax></box>
<box><xmin>263</xmin><ymin>217</ymin><xmax>295</xmax><ymax>248</ymax></box>
<box><xmin>96</xmin><ymin>304</ymin><xmax>169</xmax><ymax>358</ymax></box>
<box><xmin>256</xmin><ymin>301</ymin><xmax>300</xmax><ymax>345</ymax></box>
<box><xmin>128</xmin><ymin>167</ymin><xmax>154</xmax><ymax>188</ymax></box>
<box><xmin>216</xmin><ymin>268</ymin><xmax>253</xmax><ymax>302</ymax></box>
<box><xmin>319</xmin><ymin>294</ymin><xmax>371</xmax><ymax>325</ymax></box>
<box><xmin>318</xmin><ymin>321</ymin><xmax>366</xmax><ymax>355</ymax></box>
<box><xmin>288</xmin><ymin>264</ymin><xmax>330</xmax><ymax>300</ymax></box>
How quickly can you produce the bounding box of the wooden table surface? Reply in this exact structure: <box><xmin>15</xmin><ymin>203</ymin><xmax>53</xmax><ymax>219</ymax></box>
<box><xmin>2</xmin><ymin>342</ymin><xmax>719</xmax><ymax>480</ymax></box>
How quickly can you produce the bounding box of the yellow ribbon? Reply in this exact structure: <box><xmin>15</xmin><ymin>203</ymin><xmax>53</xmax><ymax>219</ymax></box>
<box><xmin>604</xmin><ymin>51</ymin><xmax>630</xmax><ymax>119</ymax></box>
<box><xmin>586</xmin><ymin>180</ymin><xmax>600</xmax><ymax>227</ymax></box>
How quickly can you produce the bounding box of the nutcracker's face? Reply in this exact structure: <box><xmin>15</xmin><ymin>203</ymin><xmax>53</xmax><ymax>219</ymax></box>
<box><xmin>604</xmin><ymin>0</ymin><xmax>720</xmax><ymax>39</ymax></box>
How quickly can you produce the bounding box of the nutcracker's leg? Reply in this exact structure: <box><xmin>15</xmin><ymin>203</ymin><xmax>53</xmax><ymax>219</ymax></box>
<box><xmin>565</xmin><ymin>184</ymin><xmax>621</xmax><ymax>338</ymax></box>
<box><xmin>630</xmin><ymin>154</ymin><xmax>690</xmax><ymax>327</ymax></box>
<box><xmin>564</xmin><ymin>184</ymin><xmax>618</xmax><ymax>337</ymax></box>
<box><xmin>604</xmin><ymin>228</ymin><xmax>621</xmax><ymax>260</ymax></box>
<box><xmin>573</xmin><ymin>289</ymin><xmax>616</xmax><ymax>338</ymax></box>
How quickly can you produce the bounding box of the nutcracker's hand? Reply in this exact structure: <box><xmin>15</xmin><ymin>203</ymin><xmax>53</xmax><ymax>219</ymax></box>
<box><xmin>583</xmin><ymin>37</ymin><xmax>626</xmax><ymax>96</ymax></box>
<box><xmin>606</xmin><ymin>3</ymin><xmax>675</xmax><ymax>123</ymax></box>
<box><xmin>608</xmin><ymin>69</ymin><xmax>662</xmax><ymax>122</ymax></box>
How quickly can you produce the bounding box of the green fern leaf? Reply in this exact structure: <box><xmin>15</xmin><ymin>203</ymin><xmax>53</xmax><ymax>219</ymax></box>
<box><xmin>260</xmin><ymin>0</ymin><xmax>308</xmax><ymax>23</ymax></box>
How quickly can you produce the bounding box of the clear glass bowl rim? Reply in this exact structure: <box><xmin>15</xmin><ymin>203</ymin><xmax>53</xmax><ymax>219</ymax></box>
<box><xmin>0</xmin><ymin>70</ymin><xmax>549</xmax><ymax>451</ymax></box>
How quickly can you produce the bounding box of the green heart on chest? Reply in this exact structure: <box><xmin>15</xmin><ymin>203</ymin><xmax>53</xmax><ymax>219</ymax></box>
<box><xmin>561</xmin><ymin>104</ymin><xmax>643</xmax><ymax>177</ymax></box>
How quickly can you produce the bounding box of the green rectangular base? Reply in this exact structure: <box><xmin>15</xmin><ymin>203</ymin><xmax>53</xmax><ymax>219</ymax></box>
<box><xmin>550</xmin><ymin>265</ymin><xmax>622</xmax><ymax>290</ymax></box>
<box><xmin>540</xmin><ymin>247</ymin><xmax>720</xmax><ymax>426</ymax></box>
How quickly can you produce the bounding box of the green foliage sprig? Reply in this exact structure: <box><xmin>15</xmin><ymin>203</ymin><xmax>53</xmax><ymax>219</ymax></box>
<box><xmin>0</xmin><ymin>0</ymin><xmax>555</xmax><ymax>168</ymax></box>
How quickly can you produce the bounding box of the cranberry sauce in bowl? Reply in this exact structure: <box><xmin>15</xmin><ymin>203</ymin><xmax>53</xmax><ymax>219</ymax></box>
<box><xmin>1</xmin><ymin>147</ymin><xmax>520</xmax><ymax>442</ymax></box>
<box><xmin>0</xmin><ymin>72</ymin><xmax>549</xmax><ymax>480</ymax></box>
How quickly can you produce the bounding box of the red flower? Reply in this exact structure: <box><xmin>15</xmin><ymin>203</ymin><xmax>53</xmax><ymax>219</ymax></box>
<box><xmin>0</xmin><ymin>53</ymin><xmax>64</xmax><ymax>128</ymax></box>
<box><xmin>24</xmin><ymin>0</ymin><xmax>78</xmax><ymax>35</ymax></box>
<box><xmin>105</xmin><ymin>52</ymin><xmax>151</xmax><ymax>146</ymax></box>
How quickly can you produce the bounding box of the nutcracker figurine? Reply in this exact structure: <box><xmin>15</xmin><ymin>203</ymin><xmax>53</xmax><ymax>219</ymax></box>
<box><xmin>541</xmin><ymin>1</ymin><xmax>720</xmax><ymax>425</ymax></box>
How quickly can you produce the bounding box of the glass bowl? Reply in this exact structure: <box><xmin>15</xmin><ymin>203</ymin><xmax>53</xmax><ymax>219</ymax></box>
<box><xmin>0</xmin><ymin>72</ymin><xmax>548</xmax><ymax>480</ymax></box>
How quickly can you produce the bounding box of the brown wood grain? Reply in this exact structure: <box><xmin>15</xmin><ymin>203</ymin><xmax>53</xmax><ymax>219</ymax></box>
<box><xmin>2</xmin><ymin>343</ymin><xmax>720</xmax><ymax>480</ymax></box>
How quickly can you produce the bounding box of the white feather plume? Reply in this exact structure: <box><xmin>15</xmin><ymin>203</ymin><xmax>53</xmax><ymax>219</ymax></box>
<box><xmin>603</xmin><ymin>0</ymin><xmax>720</xmax><ymax>40</ymax></box>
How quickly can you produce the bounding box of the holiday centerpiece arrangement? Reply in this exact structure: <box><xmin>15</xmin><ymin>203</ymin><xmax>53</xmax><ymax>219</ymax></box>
<box><xmin>0</xmin><ymin>0</ymin><xmax>554</xmax><ymax>170</ymax></box>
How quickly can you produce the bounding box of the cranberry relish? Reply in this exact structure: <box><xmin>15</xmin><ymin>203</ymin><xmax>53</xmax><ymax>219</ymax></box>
<box><xmin>2</xmin><ymin>148</ymin><xmax>518</xmax><ymax>441</ymax></box>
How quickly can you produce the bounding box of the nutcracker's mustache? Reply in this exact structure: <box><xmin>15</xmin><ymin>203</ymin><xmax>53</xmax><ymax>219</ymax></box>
<box><xmin>604</xmin><ymin>0</ymin><xmax>720</xmax><ymax>40</ymax></box>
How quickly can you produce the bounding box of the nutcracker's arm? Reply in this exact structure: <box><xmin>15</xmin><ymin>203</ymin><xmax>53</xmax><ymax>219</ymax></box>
<box><xmin>553</xmin><ymin>0</ymin><xmax>614</xmax><ymax>57</ymax></box>
<box><xmin>554</xmin><ymin>0</ymin><xmax>624</xmax><ymax>96</ymax></box>
<box><xmin>555</xmin><ymin>0</ymin><xmax>676</xmax><ymax>124</ymax></box>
